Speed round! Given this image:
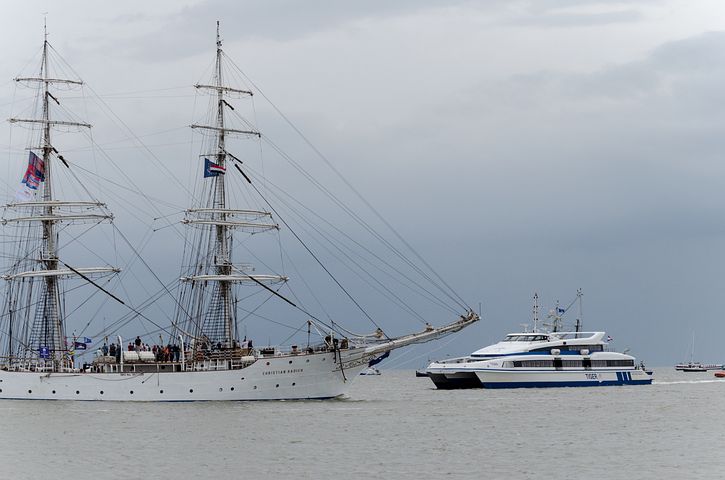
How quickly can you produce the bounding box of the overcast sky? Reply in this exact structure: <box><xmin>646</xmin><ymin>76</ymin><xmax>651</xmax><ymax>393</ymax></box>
<box><xmin>1</xmin><ymin>0</ymin><xmax>725</xmax><ymax>366</ymax></box>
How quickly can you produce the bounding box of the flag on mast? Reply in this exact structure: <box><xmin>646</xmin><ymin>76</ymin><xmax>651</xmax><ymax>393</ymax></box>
<box><xmin>16</xmin><ymin>151</ymin><xmax>45</xmax><ymax>202</ymax></box>
<box><xmin>203</xmin><ymin>158</ymin><xmax>226</xmax><ymax>177</ymax></box>
<box><xmin>22</xmin><ymin>151</ymin><xmax>45</xmax><ymax>189</ymax></box>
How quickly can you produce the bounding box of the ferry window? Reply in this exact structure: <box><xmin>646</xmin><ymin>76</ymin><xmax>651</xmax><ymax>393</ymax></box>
<box><xmin>530</xmin><ymin>347</ymin><xmax>554</xmax><ymax>353</ymax></box>
<box><xmin>516</xmin><ymin>360</ymin><xmax>553</xmax><ymax>368</ymax></box>
<box><xmin>562</xmin><ymin>360</ymin><xmax>583</xmax><ymax>368</ymax></box>
<box><xmin>606</xmin><ymin>359</ymin><xmax>634</xmax><ymax>367</ymax></box>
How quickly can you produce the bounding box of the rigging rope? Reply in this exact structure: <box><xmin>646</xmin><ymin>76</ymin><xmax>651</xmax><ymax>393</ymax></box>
<box><xmin>225</xmin><ymin>53</ymin><xmax>470</xmax><ymax>312</ymax></box>
<box><xmin>233</xmin><ymin>162</ymin><xmax>388</xmax><ymax>337</ymax></box>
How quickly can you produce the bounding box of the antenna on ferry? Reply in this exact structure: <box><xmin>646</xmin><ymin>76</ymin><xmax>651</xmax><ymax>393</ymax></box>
<box><xmin>575</xmin><ymin>288</ymin><xmax>583</xmax><ymax>334</ymax></box>
<box><xmin>532</xmin><ymin>292</ymin><xmax>540</xmax><ymax>333</ymax></box>
<box><xmin>553</xmin><ymin>299</ymin><xmax>562</xmax><ymax>332</ymax></box>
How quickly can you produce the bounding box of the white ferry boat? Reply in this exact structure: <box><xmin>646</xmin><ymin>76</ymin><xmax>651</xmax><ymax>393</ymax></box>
<box><xmin>426</xmin><ymin>331</ymin><xmax>652</xmax><ymax>389</ymax></box>
<box><xmin>426</xmin><ymin>292</ymin><xmax>652</xmax><ymax>389</ymax></box>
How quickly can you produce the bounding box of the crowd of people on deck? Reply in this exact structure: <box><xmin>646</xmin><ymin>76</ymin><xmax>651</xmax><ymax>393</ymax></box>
<box><xmin>96</xmin><ymin>335</ymin><xmax>254</xmax><ymax>363</ymax></box>
<box><xmin>98</xmin><ymin>337</ymin><xmax>181</xmax><ymax>363</ymax></box>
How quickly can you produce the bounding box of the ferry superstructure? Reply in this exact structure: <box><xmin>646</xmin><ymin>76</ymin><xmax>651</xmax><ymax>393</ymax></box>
<box><xmin>426</xmin><ymin>331</ymin><xmax>652</xmax><ymax>389</ymax></box>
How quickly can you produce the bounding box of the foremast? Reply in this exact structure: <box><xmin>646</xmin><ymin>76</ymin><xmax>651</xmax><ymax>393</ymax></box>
<box><xmin>181</xmin><ymin>22</ymin><xmax>284</xmax><ymax>350</ymax></box>
<box><xmin>2</xmin><ymin>25</ymin><xmax>118</xmax><ymax>369</ymax></box>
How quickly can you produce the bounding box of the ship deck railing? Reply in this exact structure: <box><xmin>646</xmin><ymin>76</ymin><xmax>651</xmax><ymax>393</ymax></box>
<box><xmin>0</xmin><ymin>358</ymin><xmax>77</xmax><ymax>373</ymax></box>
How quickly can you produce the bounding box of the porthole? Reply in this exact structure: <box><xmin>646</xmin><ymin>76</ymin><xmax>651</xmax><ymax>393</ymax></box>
<box><xmin>189</xmin><ymin>389</ymin><xmax>194</xmax><ymax>393</ymax></box>
<box><xmin>76</xmin><ymin>390</ymin><xmax>80</xmax><ymax>395</ymax></box>
<box><xmin>241</xmin><ymin>377</ymin><xmax>245</xmax><ymax>380</ymax></box>
<box><xmin>292</xmin><ymin>382</ymin><xmax>296</xmax><ymax>386</ymax></box>
<box><xmin>230</xmin><ymin>387</ymin><xmax>235</xmax><ymax>391</ymax></box>
<box><xmin>28</xmin><ymin>390</ymin><xmax>32</xmax><ymax>394</ymax></box>
<box><xmin>219</xmin><ymin>387</ymin><xmax>223</xmax><ymax>392</ymax></box>
<box><xmin>306</xmin><ymin>359</ymin><xmax>309</xmax><ymax>363</ymax></box>
<box><xmin>275</xmin><ymin>384</ymin><xmax>279</xmax><ymax>388</ymax></box>
<box><xmin>253</xmin><ymin>386</ymin><xmax>257</xmax><ymax>390</ymax></box>
<box><xmin>160</xmin><ymin>390</ymin><xmax>164</xmax><ymax>394</ymax></box>
<box><xmin>322</xmin><ymin>358</ymin><xmax>325</xmax><ymax>361</ymax></box>
<box><xmin>51</xmin><ymin>390</ymin><xmax>56</xmax><ymax>394</ymax></box>
<box><xmin>130</xmin><ymin>391</ymin><xmax>134</xmax><ymax>395</ymax></box>
<box><xmin>289</xmin><ymin>360</ymin><xmax>293</xmax><ymax>364</ymax></box>
<box><xmin>100</xmin><ymin>391</ymin><xmax>104</xmax><ymax>395</ymax></box>
<box><xmin>0</xmin><ymin>389</ymin><xmax>3</xmax><ymax>393</ymax></box>
<box><xmin>266</xmin><ymin>361</ymin><xmax>270</xmax><ymax>366</ymax></box>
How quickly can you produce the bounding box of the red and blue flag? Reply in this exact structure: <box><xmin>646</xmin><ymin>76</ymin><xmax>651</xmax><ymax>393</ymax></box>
<box><xmin>21</xmin><ymin>151</ymin><xmax>45</xmax><ymax>190</ymax></box>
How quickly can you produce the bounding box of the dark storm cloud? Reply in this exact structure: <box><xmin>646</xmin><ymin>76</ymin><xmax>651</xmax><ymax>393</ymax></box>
<box><xmin>104</xmin><ymin>0</ymin><xmax>469</xmax><ymax>61</ymax></box>
<box><xmin>103</xmin><ymin>0</ymin><xmax>656</xmax><ymax>62</ymax></box>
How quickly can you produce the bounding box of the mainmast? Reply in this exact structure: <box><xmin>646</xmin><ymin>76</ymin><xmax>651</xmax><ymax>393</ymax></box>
<box><xmin>183</xmin><ymin>22</ymin><xmax>284</xmax><ymax>349</ymax></box>
<box><xmin>213</xmin><ymin>21</ymin><xmax>233</xmax><ymax>346</ymax></box>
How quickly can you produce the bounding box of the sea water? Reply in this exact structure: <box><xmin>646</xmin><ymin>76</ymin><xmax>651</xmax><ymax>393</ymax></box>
<box><xmin>0</xmin><ymin>368</ymin><xmax>722</xmax><ymax>479</ymax></box>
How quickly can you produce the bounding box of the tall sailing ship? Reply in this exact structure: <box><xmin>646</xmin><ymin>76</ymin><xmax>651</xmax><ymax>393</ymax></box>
<box><xmin>0</xmin><ymin>24</ymin><xmax>478</xmax><ymax>401</ymax></box>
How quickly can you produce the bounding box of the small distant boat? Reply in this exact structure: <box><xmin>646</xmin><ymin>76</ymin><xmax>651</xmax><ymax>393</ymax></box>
<box><xmin>675</xmin><ymin>335</ymin><xmax>720</xmax><ymax>372</ymax></box>
<box><xmin>415</xmin><ymin>369</ymin><xmax>429</xmax><ymax>377</ymax></box>
<box><xmin>674</xmin><ymin>362</ymin><xmax>721</xmax><ymax>372</ymax></box>
<box><xmin>713</xmin><ymin>371</ymin><xmax>725</xmax><ymax>378</ymax></box>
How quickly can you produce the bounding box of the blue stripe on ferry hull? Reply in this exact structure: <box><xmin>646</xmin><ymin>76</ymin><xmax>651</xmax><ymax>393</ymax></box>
<box><xmin>481</xmin><ymin>377</ymin><xmax>652</xmax><ymax>389</ymax></box>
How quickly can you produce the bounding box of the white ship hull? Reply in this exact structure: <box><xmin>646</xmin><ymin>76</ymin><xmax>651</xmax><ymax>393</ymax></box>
<box><xmin>0</xmin><ymin>350</ymin><xmax>370</xmax><ymax>401</ymax></box>
<box><xmin>0</xmin><ymin>314</ymin><xmax>478</xmax><ymax>402</ymax></box>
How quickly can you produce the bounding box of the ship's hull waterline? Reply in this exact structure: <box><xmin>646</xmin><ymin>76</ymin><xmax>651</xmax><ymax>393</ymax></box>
<box><xmin>0</xmin><ymin>351</ymin><xmax>371</xmax><ymax>401</ymax></box>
